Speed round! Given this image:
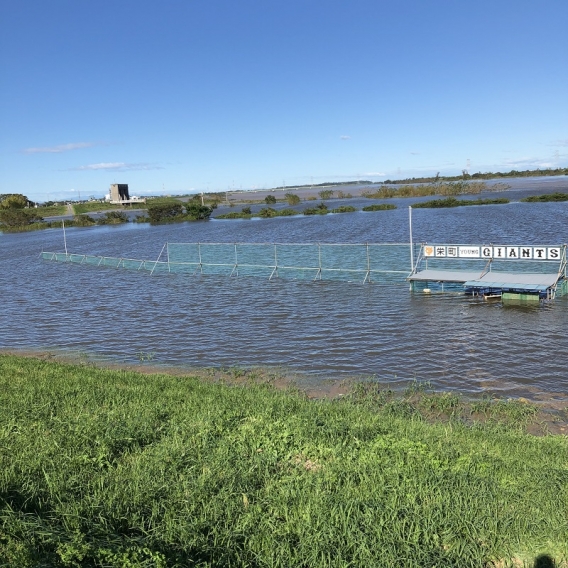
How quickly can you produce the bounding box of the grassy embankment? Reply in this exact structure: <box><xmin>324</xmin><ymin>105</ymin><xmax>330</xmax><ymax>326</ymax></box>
<box><xmin>1</xmin><ymin>354</ymin><xmax>566</xmax><ymax>567</ymax></box>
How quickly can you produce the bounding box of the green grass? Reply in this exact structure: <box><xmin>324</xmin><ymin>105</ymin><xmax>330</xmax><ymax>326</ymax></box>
<box><xmin>216</xmin><ymin>208</ymin><xmax>300</xmax><ymax>220</ymax></box>
<box><xmin>520</xmin><ymin>192</ymin><xmax>568</xmax><ymax>202</ymax></box>
<box><xmin>73</xmin><ymin>202</ymin><xmax>124</xmax><ymax>214</ymax></box>
<box><xmin>330</xmin><ymin>205</ymin><xmax>357</xmax><ymax>213</ymax></box>
<box><xmin>361</xmin><ymin>203</ymin><xmax>397</xmax><ymax>211</ymax></box>
<box><xmin>72</xmin><ymin>197</ymin><xmax>184</xmax><ymax>215</ymax></box>
<box><xmin>413</xmin><ymin>197</ymin><xmax>510</xmax><ymax>208</ymax></box>
<box><xmin>0</xmin><ymin>355</ymin><xmax>567</xmax><ymax>567</ymax></box>
<box><xmin>34</xmin><ymin>205</ymin><xmax>67</xmax><ymax>216</ymax></box>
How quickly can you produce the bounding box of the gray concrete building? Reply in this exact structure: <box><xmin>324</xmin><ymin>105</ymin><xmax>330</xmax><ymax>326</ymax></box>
<box><xmin>110</xmin><ymin>184</ymin><xmax>130</xmax><ymax>202</ymax></box>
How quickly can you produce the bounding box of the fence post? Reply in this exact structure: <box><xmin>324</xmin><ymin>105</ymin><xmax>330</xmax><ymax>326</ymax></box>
<box><xmin>270</xmin><ymin>243</ymin><xmax>278</xmax><ymax>280</ymax></box>
<box><xmin>314</xmin><ymin>243</ymin><xmax>322</xmax><ymax>280</ymax></box>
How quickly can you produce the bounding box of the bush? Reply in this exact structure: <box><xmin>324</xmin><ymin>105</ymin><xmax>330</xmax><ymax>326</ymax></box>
<box><xmin>0</xmin><ymin>208</ymin><xmax>43</xmax><ymax>227</ymax></box>
<box><xmin>318</xmin><ymin>189</ymin><xmax>334</xmax><ymax>199</ymax></box>
<box><xmin>362</xmin><ymin>204</ymin><xmax>397</xmax><ymax>211</ymax></box>
<box><xmin>258</xmin><ymin>207</ymin><xmax>277</xmax><ymax>218</ymax></box>
<box><xmin>277</xmin><ymin>208</ymin><xmax>298</xmax><ymax>216</ymax></box>
<box><xmin>331</xmin><ymin>205</ymin><xmax>357</xmax><ymax>213</ymax></box>
<box><xmin>184</xmin><ymin>203</ymin><xmax>213</xmax><ymax>220</ymax></box>
<box><xmin>303</xmin><ymin>203</ymin><xmax>328</xmax><ymax>215</ymax></box>
<box><xmin>520</xmin><ymin>192</ymin><xmax>568</xmax><ymax>202</ymax></box>
<box><xmin>147</xmin><ymin>203</ymin><xmax>184</xmax><ymax>223</ymax></box>
<box><xmin>215</xmin><ymin>211</ymin><xmax>252</xmax><ymax>219</ymax></box>
<box><xmin>285</xmin><ymin>193</ymin><xmax>300</xmax><ymax>205</ymax></box>
<box><xmin>412</xmin><ymin>197</ymin><xmax>509</xmax><ymax>209</ymax></box>
<box><xmin>96</xmin><ymin>211</ymin><xmax>129</xmax><ymax>225</ymax></box>
<box><xmin>264</xmin><ymin>195</ymin><xmax>277</xmax><ymax>204</ymax></box>
<box><xmin>72</xmin><ymin>214</ymin><xmax>96</xmax><ymax>227</ymax></box>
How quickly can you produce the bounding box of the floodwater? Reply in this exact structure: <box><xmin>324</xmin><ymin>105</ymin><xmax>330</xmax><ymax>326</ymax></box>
<box><xmin>1</xmin><ymin>177</ymin><xmax>567</xmax><ymax>400</ymax></box>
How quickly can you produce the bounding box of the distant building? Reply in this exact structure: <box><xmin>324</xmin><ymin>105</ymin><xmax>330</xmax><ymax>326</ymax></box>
<box><xmin>110</xmin><ymin>184</ymin><xmax>130</xmax><ymax>202</ymax></box>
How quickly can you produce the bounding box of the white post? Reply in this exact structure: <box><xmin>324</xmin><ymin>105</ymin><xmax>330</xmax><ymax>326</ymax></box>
<box><xmin>63</xmin><ymin>220</ymin><xmax>68</xmax><ymax>256</ymax></box>
<box><xmin>409</xmin><ymin>206</ymin><xmax>414</xmax><ymax>271</ymax></box>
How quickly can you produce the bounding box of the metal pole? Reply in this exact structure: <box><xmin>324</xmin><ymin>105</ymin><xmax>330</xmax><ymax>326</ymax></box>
<box><xmin>62</xmin><ymin>220</ymin><xmax>68</xmax><ymax>256</ymax></box>
<box><xmin>150</xmin><ymin>243</ymin><xmax>167</xmax><ymax>276</ymax></box>
<box><xmin>408</xmin><ymin>207</ymin><xmax>413</xmax><ymax>269</ymax></box>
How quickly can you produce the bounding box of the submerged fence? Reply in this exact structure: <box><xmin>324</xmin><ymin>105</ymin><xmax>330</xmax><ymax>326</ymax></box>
<box><xmin>41</xmin><ymin>242</ymin><xmax>417</xmax><ymax>283</ymax></box>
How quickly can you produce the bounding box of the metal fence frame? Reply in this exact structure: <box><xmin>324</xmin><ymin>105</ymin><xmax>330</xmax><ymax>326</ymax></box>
<box><xmin>42</xmin><ymin>242</ymin><xmax>417</xmax><ymax>284</ymax></box>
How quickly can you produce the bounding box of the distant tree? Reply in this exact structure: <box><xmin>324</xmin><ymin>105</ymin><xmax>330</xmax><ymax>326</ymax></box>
<box><xmin>147</xmin><ymin>203</ymin><xmax>184</xmax><ymax>223</ymax></box>
<box><xmin>185</xmin><ymin>203</ymin><xmax>213</xmax><ymax>220</ymax></box>
<box><xmin>284</xmin><ymin>193</ymin><xmax>300</xmax><ymax>205</ymax></box>
<box><xmin>264</xmin><ymin>195</ymin><xmax>277</xmax><ymax>204</ymax></box>
<box><xmin>0</xmin><ymin>208</ymin><xmax>43</xmax><ymax>227</ymax></box>
<box><xmin>318</xmin><ymin>189</ymin><xmax>334</xmax><ymax>200</ymax></box>
<box><xmin>0</xmin><ymin>194</ymin><xmax>30</xmax><ymax>209</ymax></box>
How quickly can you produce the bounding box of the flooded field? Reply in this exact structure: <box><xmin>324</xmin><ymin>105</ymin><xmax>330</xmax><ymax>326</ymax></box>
<box><xmin>2</xmin><ymin>177</ymin><xmax>567</xmax><ymax>400</ymax></box>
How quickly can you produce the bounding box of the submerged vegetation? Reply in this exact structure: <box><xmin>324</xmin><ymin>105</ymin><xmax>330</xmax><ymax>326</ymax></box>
<box><xmin>362</xmin><ymin>203</ymin><xmax>397</xmax><ymax>211</ymax></box>
<box><xmin>520</xmin><ymin>192</ymin><xmax>568</xmax><ymax>202</ymax></box>
<box><xmin>362</xmin><ymin>180</ymin><xmax>511</xmax><ymax>199</ymax></box>
<box><xmin>330</xmin><ymin>205</ymin><xmax>357</xmax><ymax>213</ymax></box>
<box><xmin>0</xmin><ymin>355</ymin><xmax>566</xmax><ymax>567</ymax></box>
<box><xmin>216</xmin><ymin>202</ymin><xmax>397</xmax><ymax>219</ymax></box>
<box><xmin>412</xmin><ymin>197</ymin><xmax>510</xmax><ymax>208</ymax></box>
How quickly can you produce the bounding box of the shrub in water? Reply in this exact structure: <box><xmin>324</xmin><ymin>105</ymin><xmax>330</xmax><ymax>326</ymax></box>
<box><xmin>362</xmin><ymin>204</ymin><xmax>397</xmax><ymax>211</ymax></box>
<box><xmin>331</xmin><ymin>205</ymin><xmax>357</xmax><ymax>213</ymax></box>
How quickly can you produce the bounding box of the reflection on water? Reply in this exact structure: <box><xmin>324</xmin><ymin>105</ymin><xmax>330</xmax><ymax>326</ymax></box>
<box><xmin>1</xmin><ymin>177</ymin><xmax>567</xmax><ymax>399</ymax></box>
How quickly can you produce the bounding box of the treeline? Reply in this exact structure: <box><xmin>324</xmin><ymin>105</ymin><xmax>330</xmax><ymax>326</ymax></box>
<box><xmin>0</xmin><ymin>192</ymin><xmax>214</xmax><ymax>232</ymax></box>
<box><xmin>384</xmin><ymin>167</ymin><xmax>568</xmax><ymax>184</ymax></box>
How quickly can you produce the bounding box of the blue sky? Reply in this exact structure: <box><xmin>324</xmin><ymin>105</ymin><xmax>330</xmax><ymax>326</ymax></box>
<box><xmin>1</xmin><ymin>0</ymin><xmax>567</xmax><ymax>202</ymax></box>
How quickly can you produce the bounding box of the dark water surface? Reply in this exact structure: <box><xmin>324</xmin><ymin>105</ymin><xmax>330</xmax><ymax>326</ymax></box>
<box><xmin>2</xmin><ymin>177</ymin><xmax>567</xmax><ymax>399</ymax></box>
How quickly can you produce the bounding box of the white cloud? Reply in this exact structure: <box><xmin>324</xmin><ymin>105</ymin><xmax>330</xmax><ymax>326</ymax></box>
<box><xmin>502</xmin><ymin>157</ymin><xmax>556</xmax><ymax>169</ymax></box>
<box><xmin>364</xmin><ymin>172</ymin><xmax>386</xmax><ymax>176</ymax></box>
<box><xmin>22</xmin><ymin>142</ymin><xmax>97</xmax><ymax>154</ymax></box>
<box><xmin>70</xmin><ymin>162</ymin><xmax>164</xmax><ymax>172</ymax></box>
<box><xmin>410</xmin><ymin>152</ymin><xmax>420</xmax><ymax>155</ymax></box>
<box><xmin>340</xmin><ymin>135</ymin><xmax>351</xmax><ymax>140</ymax></box>
<box><xmin>548</xmin><ymin>139</ymin><xmax>568</xmax><ymax>147</ymax></box>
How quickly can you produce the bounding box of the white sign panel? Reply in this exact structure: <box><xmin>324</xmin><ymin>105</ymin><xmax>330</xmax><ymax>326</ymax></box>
<box><xmin>548</xmin><ymin>247</ymin><xmax>561</xmax><ymax>260</ymax></box>
<box><xmin>424</xmin><ymin>245</ymin><xmax>435</xmax><ymax>257</ymax></box>
<box><xmin>426</xmin><ymin>244</ymin><xmax>562</xmax><ymax>261</ymax></box>
<box><xmin>458</xmin><ymin>246</ymin><xmax>480</xmax><ymax>258</ymax></box>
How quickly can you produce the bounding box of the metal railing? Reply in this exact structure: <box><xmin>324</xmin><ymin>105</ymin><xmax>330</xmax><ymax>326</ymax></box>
<box><xmin>42</xmin><ymin>242</ymin><xmax>418</xmax><ymax>284</ymax></box>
